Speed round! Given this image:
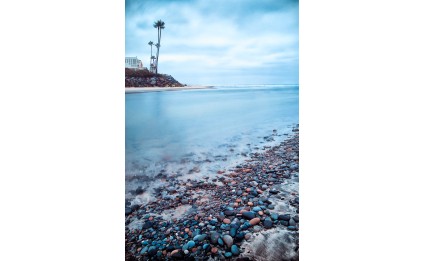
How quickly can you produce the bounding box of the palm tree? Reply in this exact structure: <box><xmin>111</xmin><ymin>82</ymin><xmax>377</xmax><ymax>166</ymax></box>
<box><xmin>148</xmin><ymin>41</ymin><xmax>153</xmax><ymax>66</ymax></box>
<box><xmin>150</xmin><ymin>56</ymin><xmax>156</xmax><ymax>72</ymax></box>
<box><xmin>153</xmin><ymin>20</ymin><xmax>165</xmax><ymax>74</ymax></box>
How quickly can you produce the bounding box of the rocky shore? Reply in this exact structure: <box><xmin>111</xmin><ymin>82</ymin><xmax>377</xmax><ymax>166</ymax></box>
<box><xmin>125</xmin><ymin>128</ymin><xmax>299</xmax><ymax>261</ymax></box>
<box><xmin>125</xmin><ymin>68</ymin><xmax>185</xmax><ymax>87</ymax></box>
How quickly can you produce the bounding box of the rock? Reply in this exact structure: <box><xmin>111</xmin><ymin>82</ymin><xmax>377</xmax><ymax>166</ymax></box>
<box><xmin>269</xmin><ymin>189</ymin><xmax>279</xmax><ymax>194</ymax></box>
<box><xmin>263</xmin><ymin>218</ymin><xmax>273</xmax><ymax>229</ymax></box>
<box><xmin>270</xmin><ymin>213</ymin><xmax>279</xmax><ymax>220</ymax></box>
<box><xmin>278</xmin><ymin>214</ymin><xmax>291</xmax><ymax>221</ymax></box>
<box><xmin>225</xmin><ymin>252</ymin><xmax>233</xmax><ymax>258</ymax></box>
<box><xmin>222</xmin><ymin>235</ymin><xmax>234</xmax><ymax>248</ymax></box>
<box><xmin>184</xmin><ymin>249</ymin><xmax>189</xmax><ymax>254</ymax></box>
<box><xmin>289</xmin><ymin>218</ymin><xmax>296</xmax><ymax>226</ymax></box>
<box><xmin>148</xmin><ymin>246</ymin><xmax>157</xmax><ymax>256</ymax></box>
<box><xmin>249</xmin><ymin>218</ymin><xmax>261</xmax><ymax>225</ymax></box>
<box><xmin>210</xmin><ymin>232</ymin><xmax>220</xmax><ymax>244</ymax></box>
<box><xmin>231</xmin><ymin>245</ymin><xmax>240</xmax><ymax>255</ymax></box>
<box><xmin>141</xmin><ymin>246</ymin><xmax>148</xmax><ymax>254</ymax></box>
<box><xmin>224</xmin><ymin>210</ymin><xmax>236</xmax><ymax>216</ymax></box>
<box><xmin>253</xmin><ymin>225</ymin><xmax>262</xmax><ymax>232</ymax></box>
<box><xmin>142</xmin><ymin>221</ymin><xmax>153</xmax><ymax>229</ymax></box>
<box><xmin>211</xmin><ymin>247</ymin><xmax>218</xmax><ymax>254</ymax></box>
<box><xmin>223</xmin><ymin>218</ymin><xmax>231</xmax><ymax>224</ymax></box>
<box><xmin>187</xmin><ymin>240</ymin><xmax>196</xmax><ymax>249</ymax></box>
<box><xmin>288</xmin><ymin>226</ymin><xmax>298</xmax><ymax>231</ymax></box>
<box><xmin>230</xmin><ymin>227</ymin><xmax>237</xmax><ymax>237</ymax></box>
<box><xmin>193</xmin><ymin>234</ymin><xmax>207</xmax><ymax>242</ymax></box>
<box><xmin>242</xmin><ymin>211</ymin><xmax>255</xmax><ymax>220</ymax></box>
<box><xmin>244</xmin><ymin>233</ymin><xmax>252</xmax><ymax>240</ymax></box>
<box><xmin>170</xmin><ymin>249</ymin><xmax>183</xmax><ymax>258</ymax></box>
<box><xmin>218</xmin><ymin>238</ymin><xmax>224</xmax><ymax>246</ymax></box>
<box><xmin>203</xmin><ymin>243</ymin><xmax>210</xmax><ymax>251</ymax></box>
<box><xmin>252</xmin><ymin>206</ymin><xmax>262</xmax><ymax>212</ymax></box>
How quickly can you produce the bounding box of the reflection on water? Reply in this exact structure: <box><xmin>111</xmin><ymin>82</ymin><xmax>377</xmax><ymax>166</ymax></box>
<box><xmin>125</xmin><ymin>85</ymin><xmax>299</xmax><ymax>195</ymax></box>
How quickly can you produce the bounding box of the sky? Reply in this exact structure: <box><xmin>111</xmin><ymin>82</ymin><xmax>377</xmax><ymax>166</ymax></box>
<box><xmin>125</xmin><ymin>0</ymin><xmax>298</xmax><ymax>85</ymax></box>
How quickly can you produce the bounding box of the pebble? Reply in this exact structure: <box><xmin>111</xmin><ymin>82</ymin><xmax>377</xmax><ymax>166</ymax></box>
<box><xmin>223</xmin><ymin>218</ymin><xmax>231</xmax><ymax>224</ymax></box>
<box><xmin>242</xmin><ymin>211</ymin><xmax>255</xmax><ymax>220</ymax></box>
<box><xmin>225</xmin><ymin>252</ymin><xmax>233</xmax><ymax>258</ymax></box>
<box><xmin>278</xmin><ymin>214</ymin><xmax>291</xmax><ymax>221</ymax></box>
<box><xmin>222</xmin><ymin>235</ymin><xmax>234</xmax><ymax>248</ymax></box>
<box><xmin>263</xmin><ymin>217</ymin><xmax>273</xmax><ymax>229</ymax></box>
<box><xmin>210</xmin><ymin>232</ymin><xmax>220</xmax><ymax>244</ymax></box>
<box><xmin>193</xmin><ymin>234</ymin><xmax>207</xmax><ymax>241</ymax></box>
<box><xmin>252</xmin><ymin>206</ymin><xmax>262</xmax><ymax>212</ymax></box>
<box><xmin>249</xmin><ymin>217</ymin><xmax>261</xmax><ymax>225</ymax></box>
<box><xmin>187</xmin><ymin>240</ymin><xmax>196</xmax><ymax>249</ymax></box>
<box><xmin>231</xmin><ymin>245</ymin><xmax>240</xmax><ymax>255</ymax></box>
<box><xmin>211</xmin><ymin>247</ymin><xmax>218</xmax><ymax>254</ymax></box>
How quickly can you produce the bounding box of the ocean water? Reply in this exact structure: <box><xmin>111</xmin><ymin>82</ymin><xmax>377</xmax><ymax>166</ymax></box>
<box><xmin>125</xmin><ymin>85</ymin><xmax>299</xmax><ymax>198</ymax></box>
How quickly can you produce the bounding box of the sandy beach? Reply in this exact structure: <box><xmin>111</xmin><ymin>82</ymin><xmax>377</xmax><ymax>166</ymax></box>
<box><xmin>125</xmin><ymin>86</ymin><xmax>214</xmax><ymax>93</ymax></box>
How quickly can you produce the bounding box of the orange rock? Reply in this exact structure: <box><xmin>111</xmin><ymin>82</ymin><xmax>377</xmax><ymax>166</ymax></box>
<box><xmin>211</xmin><ymin>247</ymin><xmax>218</xmax><ymax>254</ymax></box>
<box><xmin>258</xmin><ymin>211</ymin><xmax>264</xmax><ymax>216</ymax></box>
<box><xmin>170</xmin><ymin>249</ymin><xmax>179</xmax><ymax>256</ymax></box>
<box><xmin>185</xmin><ymin>228</ymin><xmax>190</xmax><ymax>233</ymax></box>
<box><xmin>236</xmin><ymin>198</ymin><xmax>242</xmax><ymax>203</ymax></box>
<box><xmin>248</xmin><ymin>202</ymin><xmax>253</xmax><ymax>206</ymax></box>
<box><xmin>223</xmin><ymin>218</ymin><xmax>231</xmax><ymax>224</ymax></box>
<box><xmin>249</xmin><ymin>217</ymin><xmax>261</xmax><ymax>225</ymax></box>
<box><xmin>149</xmin><ymin>216</ymin><xmax>154</xmax><ymax>221</ymax></box>
<box><xmin>246</xmin><ymin>188</ymin><xmax>251</xmax><ymax>192</ymax></box>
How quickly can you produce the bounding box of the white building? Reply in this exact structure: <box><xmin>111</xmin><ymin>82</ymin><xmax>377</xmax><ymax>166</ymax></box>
<box><xmin>125</xmin><ymin>56</ymin><xmax>144</xmax><ymax>69</ymax></box>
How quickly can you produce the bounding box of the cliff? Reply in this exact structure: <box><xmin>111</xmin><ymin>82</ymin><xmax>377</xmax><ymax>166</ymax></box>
<box><xmin>125</xmin><ymin>68</ymin><xmax>185</xmax><ymax>87</ymax></box>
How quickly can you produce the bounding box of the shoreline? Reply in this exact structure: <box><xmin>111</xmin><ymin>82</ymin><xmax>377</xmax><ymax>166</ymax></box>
<box><xmin>125</xmin><ymin>85</ymin><xmax>214</xmax><ymax>93</ymax></box>
<box><xmin>125</xmin><ymin>128</ymin><xmax>299</xmax><ymax>260</ymax></box>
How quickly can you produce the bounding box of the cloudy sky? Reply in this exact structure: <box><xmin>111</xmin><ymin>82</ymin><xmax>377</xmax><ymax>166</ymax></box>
<box><xmin>125</xmin><ymin>0</ymin><xmax>298</xmax><ymax>85</ymax></box>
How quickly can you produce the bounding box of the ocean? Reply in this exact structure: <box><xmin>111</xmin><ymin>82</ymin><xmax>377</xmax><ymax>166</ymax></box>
<box><xmin>125</xmin><ymin>84</ymin><xmax>299</xmax><ymax>201</ymax></box>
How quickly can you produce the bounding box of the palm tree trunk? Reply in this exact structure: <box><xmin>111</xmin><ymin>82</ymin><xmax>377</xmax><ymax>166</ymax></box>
<box><xmin>156</xmin><ymin>28</ymin><xmax>160</xmax><ymax>74</ymax></box>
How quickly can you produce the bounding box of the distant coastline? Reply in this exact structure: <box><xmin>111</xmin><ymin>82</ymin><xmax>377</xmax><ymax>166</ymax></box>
<box><xmin>125</xmin><ymin>85</ymin><xmax>214</xmax><ymax>93</ymax></box>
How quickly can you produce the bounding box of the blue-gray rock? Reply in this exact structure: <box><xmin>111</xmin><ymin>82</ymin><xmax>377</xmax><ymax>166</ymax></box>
<box><xmin>230</xmin><ymin>227</ymin><xmax>237</xmax><ymax>237</ymax></box>
<box><xmin>140</xmin><ymin>246</ymin><xmax>149</xmax><ymax>254</ymax></box>
<box><xmin>142</xmin><ymin>221</ymin><xmax>153</xmax><ymax>229</ymax></box>
<box><xmin>222</xmin><ymin>235</ymin><xmax>234</xmax><ymax>248</ymax></box>
<box><xmin>148</xmin><ymin>246</ymin><xmax>157</xmax><ymax>256</ymax></box>
<box><xmin>289</xmin><ymin>218</ymin><xmax>296</xmax><ymax>226</ymax></box>
<box><xmin>242</xmin><ymin>211</ymin><xmax>255</xmax><ymax>220</ymax></box>
<box><xmin>210</xmin><ymin>232</ymin><xmax>220</xmax><ymax>244</ymax></box>
<box><xmin>281</xmin><ymin>220</ymin><xmax>289</xmax><ymax>226</ymax></box>
<box><xmin>218</xmin><ymin>238</ymin><xmax>224</xmax><ymax>246</ymax></box>
<box><xmin>231</xmin><ymin>245</ymin><xmax>240</xmax><ymax>255</ymax></box>
<box><xmin>293</xmin><ymin>215</ymin><xmax>299</xmax><ymax>223</ymax></box>
<box><xmin>288</xmin><ymin>226</ymin><xmax>298</xmax><ymax>231</ymax></box>
<box><xmin>263</xmin><ymin>218</ymin><xmax>273</xmax><ymax>229</ymax></box>
<box><xmin>269</xmin><ymin>189</ymin><xmax>279</xmax><ymax>194</ymax></box>
<box><xmin>203</xmin><ymin>243</ymin><xmax>210</xmax><ymax>251</ymax></box>
<box><xmin>224</xmin><ymin>252</ymin><xmax>233</xmax><ymax>258</ymax></box>
<box><xmin>193</xmin><ymin>234</ymin><xmax>207</xmax><ymax>242</ymax></box>
<box><xmin>224</xmin><ymin>210</ymin><xmax>236</xmax><ymax>216</ymax></box>
<box><xmin>252</xmin><ymin>206</ymin><xmax>262</xmax><ymax>212</ymax></box>
<box><xmin>270</xmin><ymin>213</ymin><xmax>279</xmax><ymax>220</ymax></box>
<box><xmin>278</xmin><ymin>214</ymin><xmax>291</xmax><ymax>221</ymax></box>
<box><xmin>187</xmin><ymin>240</ymin><xmax>196</xmax><ymax>249</ymax></box>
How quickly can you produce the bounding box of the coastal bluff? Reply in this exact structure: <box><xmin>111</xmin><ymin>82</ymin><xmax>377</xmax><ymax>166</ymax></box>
<box><xmin>125</xmin><ymin>68</ymin><xmax>185</xmax><ymax>87</ymax></box>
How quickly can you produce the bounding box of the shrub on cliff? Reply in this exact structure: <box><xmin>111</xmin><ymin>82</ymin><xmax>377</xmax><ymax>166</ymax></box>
<box><xmin>125</xmin><ymin>68</ymin><xmax>155</xmax><ymax>78</ymax></box>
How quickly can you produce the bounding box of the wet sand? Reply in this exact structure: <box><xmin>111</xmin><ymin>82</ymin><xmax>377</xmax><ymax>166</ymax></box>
<box><xmin>125</xmin><ymin>86</ymin><xmax>214</xmax><ymax>93</ymax></box>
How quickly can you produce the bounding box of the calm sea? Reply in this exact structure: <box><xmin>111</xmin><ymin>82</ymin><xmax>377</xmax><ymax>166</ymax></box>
<box><xmin>125</xmin><ymin>85</ymin><xmax>298</xmax><ymax>196</ymax></box>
